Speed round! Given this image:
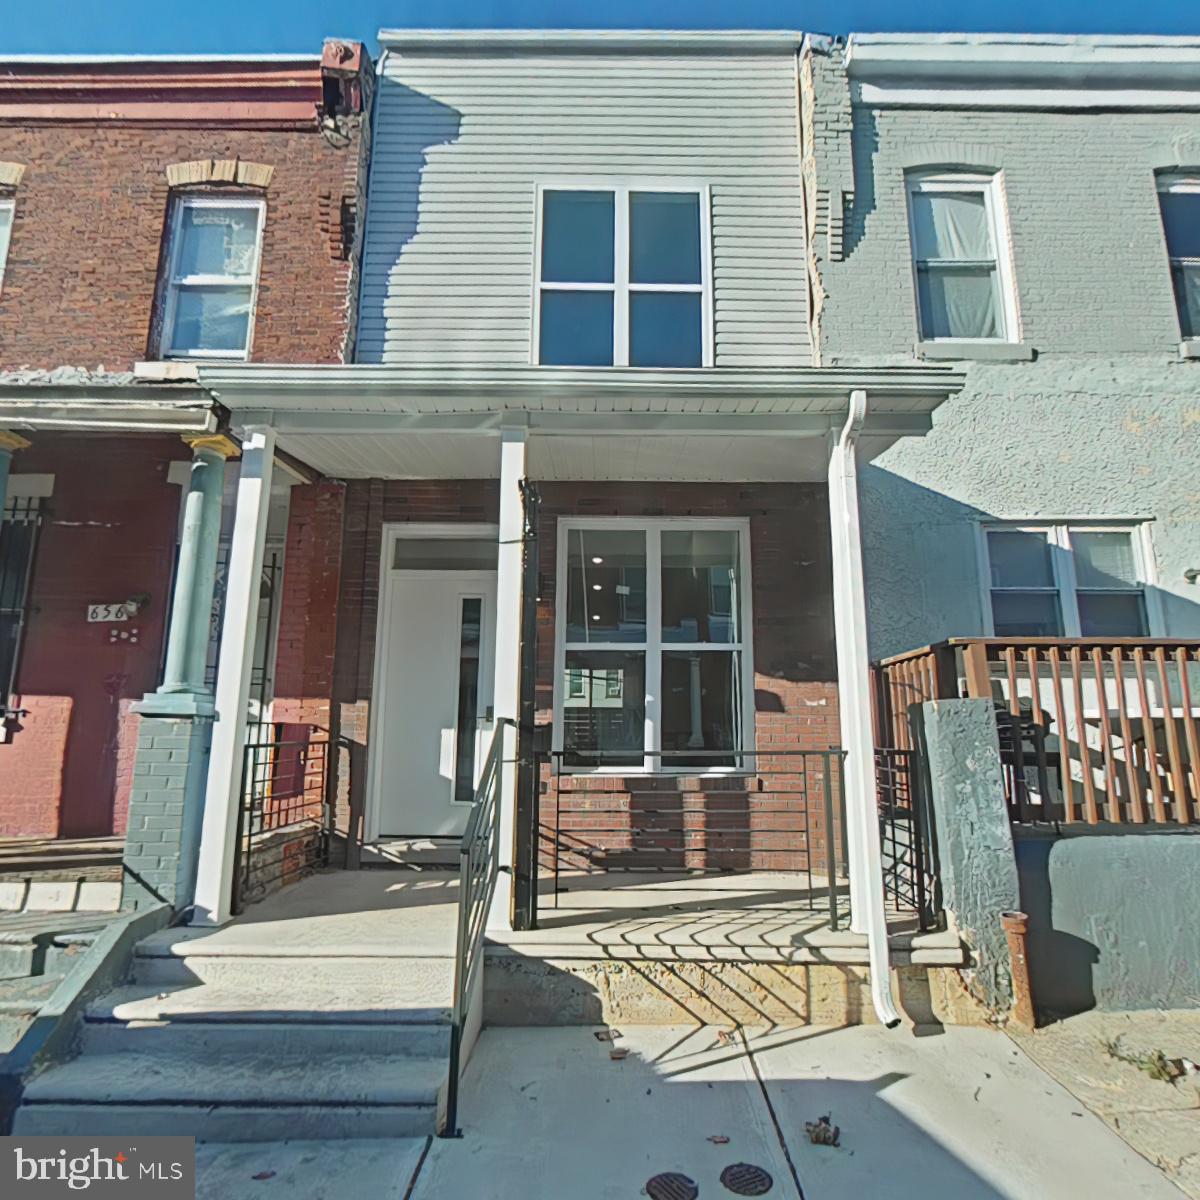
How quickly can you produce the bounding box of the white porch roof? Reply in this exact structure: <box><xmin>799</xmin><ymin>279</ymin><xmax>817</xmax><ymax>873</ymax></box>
<box><xmin>199</xmin><ymin>363</ymin><xmax>965</xmax><ymax>482</ymax></box>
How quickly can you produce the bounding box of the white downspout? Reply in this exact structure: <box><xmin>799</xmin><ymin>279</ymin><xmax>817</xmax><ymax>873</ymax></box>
<box><xmin>828</xmin><ymin>389</ymin><xmax>902</xmax><ymax>1028</ymax></box>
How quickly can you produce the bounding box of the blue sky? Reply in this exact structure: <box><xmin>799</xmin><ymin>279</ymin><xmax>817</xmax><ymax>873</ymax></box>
<box><xmin>4</xmin><ymin>0</ymin><xmax>1199</xmax><ymax>55</ymax></box>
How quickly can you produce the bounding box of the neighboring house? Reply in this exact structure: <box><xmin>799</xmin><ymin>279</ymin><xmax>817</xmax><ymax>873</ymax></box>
<box><xmin>0</xmin><ymin>45</ymin><xmax>371</xmax><ymax>850</ymax></box>
<box><xmin>800</xmin><ymin>34</ymin><xmax>1200</xmax><ymax>659</ymax></box>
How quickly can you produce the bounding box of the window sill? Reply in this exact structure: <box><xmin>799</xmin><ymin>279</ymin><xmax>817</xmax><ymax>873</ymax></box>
<box><xmin>917</xmin><ymin>341</ymin><xmax>1035</xmax><ymax>363</ymax></box>
<box><xmin>1179</xmin><ymin>341</ymin><xmax>1200</xmax><ymax>360</ymax></box>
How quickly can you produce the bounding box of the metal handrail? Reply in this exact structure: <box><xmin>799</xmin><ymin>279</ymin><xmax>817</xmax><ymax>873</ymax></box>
<box><xmin>442</xmin><ymin>717</ymin><xmax>511</xmax><ymax>1138</ymax></box>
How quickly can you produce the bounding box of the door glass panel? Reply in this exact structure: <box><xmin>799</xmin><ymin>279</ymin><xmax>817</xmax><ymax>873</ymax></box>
<box><xmin>565</xmin><ymin>529</ymin><xmax>646</xmax><ymax>642</ymax></box>
<box><xmin>562</xmin><ymin>650</ymin><xmax>644</xmax><ymax>768</ymax></box>
<box><xmin>393</xmin><ymin>538</ymin><xmax>496</xmax><ymax>570</ymax></box>
<box><xmin>452</xmin><ymin>597</ymin><xmax>483</xmax><ymax>804</ymax></box>
<box><xmin>662</xmin><ymin>529</ymin><xmax>740</xmax><ymax>642</ymax></box>
<box><xmin>662</xmin><ymin>650</ymin><xmax>741</xmax><ymax>768</ymax></box>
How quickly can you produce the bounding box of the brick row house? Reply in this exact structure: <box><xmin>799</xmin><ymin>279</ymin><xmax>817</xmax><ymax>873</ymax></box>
<box><xmin>0</xmin><ymin>47</ymin><xmax>372</xmax><ymax>871</ymax></box>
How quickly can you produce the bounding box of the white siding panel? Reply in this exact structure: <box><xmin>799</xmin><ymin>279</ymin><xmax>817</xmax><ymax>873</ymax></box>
<box><xmin>360</xmin><ymin>49</ymin><xmax>810</xmax><ymax>367</ymax></box>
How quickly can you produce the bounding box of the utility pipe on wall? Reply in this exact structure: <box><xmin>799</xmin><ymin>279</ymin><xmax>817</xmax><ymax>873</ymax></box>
<box><xmin>828</xmin><ymin>389</ymin><xmax>902</xmax><ymax>1029</ymax></box>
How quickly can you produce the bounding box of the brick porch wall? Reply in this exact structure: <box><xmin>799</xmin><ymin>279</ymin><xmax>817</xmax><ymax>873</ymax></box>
<box><xmin>321</xmin><ymin>479</ymin><xmax>842</xmax><ymax>874</ymax></box>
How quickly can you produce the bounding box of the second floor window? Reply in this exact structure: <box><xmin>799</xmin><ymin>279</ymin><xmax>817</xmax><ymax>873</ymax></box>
<box><xmin>906</xmin><ymin>172</ymin><xmax>1016</xmax><ymax>342</ymax></box>
<box><xmin>536</xmin><ymin>186</ymin><xmax>710</xmax><ymax>368</ymax></box>
<box><xmin>984</xmin><ymin>524</ymin><xmax>1152</xmax><ymax>638</ymax></box>
<box><xmin>1157</xmin><ymin>176</ymin><xmax>1200</xmax><ymax>340</ymax></box>
<box><xmin>0</xmin><ymin>198</ymin><xmax>14</xmax><ymax>294</ymax></box>
<box><xmin>160</xmin><ymin>195</ymin><xmax>265</xmax><ymax>359</ymax></box>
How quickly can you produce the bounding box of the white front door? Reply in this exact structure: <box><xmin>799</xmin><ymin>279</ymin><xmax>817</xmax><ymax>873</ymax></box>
<box><xmin>376</xmin><ymin>570</ymin><xmax>498</xmax><ymax>837</ymax></box>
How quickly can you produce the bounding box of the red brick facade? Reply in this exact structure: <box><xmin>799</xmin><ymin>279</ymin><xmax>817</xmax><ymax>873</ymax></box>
<box><xmin>287</xmin><ymin>479</ymin><xmax>842</xmax><ymax>874</ymax></box>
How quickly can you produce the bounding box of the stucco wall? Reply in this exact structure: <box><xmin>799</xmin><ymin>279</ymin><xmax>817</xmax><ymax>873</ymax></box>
<box><xmin>1014</xmin><ymin>826</ymin><xmax>1200</xmax><ymax>1013</ymax></box>
<box><xmin>806</xmin><ymin>48</ymin><xmax>1200</xmax><ymax>658</ymax></box>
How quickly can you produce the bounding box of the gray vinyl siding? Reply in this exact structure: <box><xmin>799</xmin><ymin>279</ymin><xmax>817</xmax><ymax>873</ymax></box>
<box><xmin>358</xmin><ymin>50</ymin><xmax>811</xmax><ymax>366</ymax></box>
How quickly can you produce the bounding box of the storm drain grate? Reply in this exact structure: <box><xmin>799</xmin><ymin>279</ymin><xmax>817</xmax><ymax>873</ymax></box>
<box><xmin>720</xmin><ymin>1162</ymin><xmax>774</xmax><ymax>1195</ymax></box>
<box><xmin>645</xmin><ymin>1172</ymin><xmax>699</xmax><ymax>1200</ymax></box>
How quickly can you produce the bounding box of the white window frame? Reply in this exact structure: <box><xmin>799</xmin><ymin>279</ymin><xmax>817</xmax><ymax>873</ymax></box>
<box><xmin>159</xmin><ymin>194</ymin><xmax>266</xmax><ymax>361</ymax></box>
<box><xmin>531</xmin><ymin>181</ymin><xmax>714</xmax><ymax>368</ymax></box>
<box><xmin>552</xmin><ymin>516</ymin><xmax>754</xmax><ymax>776</ymax></box>
<box><xmin>905</xmin><ymin>171</ymin><xmax>1020</xmax><ymax>344</ymax></box>
<box><xmin>1157</xmin><ymin>173</ymin><xmax>1200</xmax><ymax>342</ymax></box>
<box><xmin>0</xmin><ymin>197</ymin><xmax>14</xmax><ymax>296</ymax></box>
<box><xmin>977</xmin><ymin>521</ymin><xmax>1163</xmax><ymax>638</ymax></box>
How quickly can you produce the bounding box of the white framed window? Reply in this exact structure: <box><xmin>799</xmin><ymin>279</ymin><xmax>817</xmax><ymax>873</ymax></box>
<box><xmin>159</xmin><ymin>195</ymin><xmax>265</xmax><ymax>359</ymax></box>
<box><xmin>905</xmin><ymin>171</ymin><xmax>1018</xmax><ymax>342</ymax></box>
<box><xmin>554</xmin><ymin>518</ymin><xmax>753</xmax><ymax>773</ymax></box>
<box><xmin>1157</xmin><ymin>175</ymin><xmax>1200</xmax><ymax>341</ymax></box>
<box><xmin>980</xmin><ymin>523</ymin><xmax>1158</xmax><ymax>638</ymax></box>
<box><xmin>533</xmin><ymin>183</ymin><xmax>712</xmax><ymax>368</ymax></box>
<box><xmin>0</xmin><ymin>197</ymin><xmax>14</xmax><ymax>295</ymax></box>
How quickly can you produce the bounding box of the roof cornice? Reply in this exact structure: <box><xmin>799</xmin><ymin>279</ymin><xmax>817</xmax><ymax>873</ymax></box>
<box><xmin>845</xmin><ymin>33</ymin><xmax>1200</xmax><ymax>110</ymax></box>
<box><xmin>378</xmin><ymin>29</ymin><xmax>805</xmax><ymax>54</ymax></box>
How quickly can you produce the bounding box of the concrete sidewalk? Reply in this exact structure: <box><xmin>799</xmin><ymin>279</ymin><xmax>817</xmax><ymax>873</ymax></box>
<box><xmin>197</xmin><ymin>1023</ymin><xmax>1183</xmax><ymax>1199</ymax></box>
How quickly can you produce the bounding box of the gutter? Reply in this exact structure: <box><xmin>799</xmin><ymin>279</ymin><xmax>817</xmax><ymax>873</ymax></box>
<box><xmin>830</xmin><ymin>390</ymin><xmax>902</xmax><ymax>1029</ymax></box>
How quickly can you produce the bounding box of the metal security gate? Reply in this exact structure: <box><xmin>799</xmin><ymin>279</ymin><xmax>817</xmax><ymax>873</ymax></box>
<box><xmin>1</xmin><ymin>497</ymin><xmax>44</xmax><ymax>736</ymax></box>
<box><xmin>876</xmin><ymin>746</ymin><xmax>942</xmax><ymax>930</ymax></box>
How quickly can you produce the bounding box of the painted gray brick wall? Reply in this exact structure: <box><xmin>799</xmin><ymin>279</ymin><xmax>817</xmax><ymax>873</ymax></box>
<box><xmin>359</xmin><ymin>46</ymin><xmax>811</xmax><ymax>367</ymax></box>
<box><xmin>121</xmin><ymin>716</ymin><xmax>212</xmax><ymax>912</ymax></box>
<box><xmin>806</xmin><ymin>47</ymin><xmax>1200</xmax><ymax>657</ymax></box>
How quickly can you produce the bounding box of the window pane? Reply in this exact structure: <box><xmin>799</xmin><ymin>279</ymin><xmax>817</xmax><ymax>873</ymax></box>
<box><xmin>1159</xmin><ymin>189</ymin><xmax>1200</xmax><ymax>259</ymax></box>
<box><xmin>0</xmin><ymin>203</ymin><xmax>12</xmax><ymax>283</ymax></box>
<box><xmin>539</xmin><ymin>290</ymin><xmax>614</xmax><ymax>366</ymax></box>
<box><xmin>662</xmin><ymin>651</ymin><xmax>741</xmax><ymax>768</ymax></box>
<box><xmin>176</xmin><ymin>205</ymin><xmax>259</xmax><ymax>277</ymax></box>
<box><xmin>911</xmin><ymin>190</ymin><xmax>993</xmax><ymax>260</ymax></box>
<box><xmin>630</xmin><ymin>192</ymin><xmax>701</xmax><ymax>284</ymax></box>
<box><xmin>917</xmin><ymin>265</ymin><xmax>1002</xmax><ymax>339</ymax></box>
<box><xmin>988</xmin><ymin>530</ymin><xmax>1055</xmax><ymax>588</ymax></box>
<box><xmin>991</xmin><ymin>591</ymin><xmax>1063</xmax><ymax>637</ymax></box>
<box><xmin>629</xmin><ymin>292</ymin><xmax>702</xmax><ymax>367</ymax></box>
<box><xmin>562</xmin><ymin>650</ymin><xmax>644</xmax><ymax>768</ymax></box>
<box><xmin>169</xmin><ymin>285</ymin><xmax>251</xmax><ymax>353</ymax></box>
<box><xmin>566</xmin><ymin>528</ymin><xmax>646</xmax><ymax>642</ymax></box>
<box><xmin>662</xmin><ymin>529</ymin><xmax>740</xmax><ymax>643</ymax></box>
<box><xmin>1071</xmin><ymin>531</ymin><xmax>1138</xmax><ymax>589</ymax></box>
<box><xmin>541</xmin><ymin>191</ymin><xmax>614</xmax><ymax>284</ymax></box>
<box><xmin>1172</xmin><ymin>265</ymin><xmax>1200</xmax><ymax>340</ymax></box>
<box><xmin>393</xmin><ymin>538</ymin><xmax>496</xmax><ymax>571</ymax></box>
<box><xmin>0</xmin><ymin>520</ymin><xmax>35</xmax><ymax>611</ymax></box>
<box><xmin>1078</xmin><ymin>592</ymin><xmax>1148</xmax><ymax>637</ymax></box>
<box><xmin>452</xmin><ymin>598</ymin><xmax>483</xmax><ymax>804</ymax></box>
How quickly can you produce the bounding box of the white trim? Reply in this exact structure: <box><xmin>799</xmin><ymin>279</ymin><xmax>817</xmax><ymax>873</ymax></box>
<box><xmin>853</xmin><ymin>83</ymin><xmax>1200</xmax><ymax>111</ymax></box>
<box><xmin>979</xmin><ymin>520</ymin><xmax>1162</xmax><ymax>638</ymax></box>
<box><xmin>364</xmin><ymin>522</ymin><xmax>500</xmax><ymax>844</ymax></box>
<box><xmin>378</xmin><ymin>29</ymin><xmax>805</xmax><ymax>53</ymax></box>
<box><xmin>904</xmin><ymin>170</ymin><xmax>1020</xmax><ymax>345</ymax></box>
<box><xmin>532</xmin><ymin>181</ymin><xmax>714</xmax><ymax>369</ymax></box>
<box><xmin>0</xmin><ymin>197</ymin><xmax>14</xmax><ymax>298</ymax></box>
<box><xmin>160</xmin><ymin>195</ymin><xmax>266</xmax><ymax>362</ymax></box>
<box><xmin>551</xmin><ymin>515</ymin><xmax>754</xmax><ymax>776</ymax></box>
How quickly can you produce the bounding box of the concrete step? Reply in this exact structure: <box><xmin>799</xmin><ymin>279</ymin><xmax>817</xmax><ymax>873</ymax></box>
<box><xmin>89</xmin><ymin>982</ymin><xmax>452</xmax><ymax>1026</ymax></box>
<box><xmin>15</xmin><ymin>1050</ymin><xmax>446</xmax><ymax>1141</ymax></box>
<box><xmin>82</xmin><ymin>1012</ymin><xmax>451</xmax><ymax>1060</ymax></box>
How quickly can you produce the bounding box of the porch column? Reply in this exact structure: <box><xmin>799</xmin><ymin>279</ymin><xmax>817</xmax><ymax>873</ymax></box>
<box><xmin>122</xmin><ymin>433</ymin><xmax>237</xmax><ymax>913</ymax></box>
<box><xmin>0</xmin><ymin>431</ymin><xmax>32</xmax><ymax>506</ymax></box>
<box><xmin>191</xmin><ymin>426</ymin><xmax>276</xmax><ymax>926</ymax></box>
<box><xmin>489</xmin><ymin>423</ymin><xmax>527</xmax><ymax>930</ymax></box>
<box><xmin>828</xmin><ymin>390</ymin><xmax>901</xmax><ymax>1027</ymax></box>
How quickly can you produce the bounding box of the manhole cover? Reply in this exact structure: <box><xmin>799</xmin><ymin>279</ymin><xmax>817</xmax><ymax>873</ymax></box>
<box><xmin>720</xmin><ymin>1162</ymin><xmax>774</xmax><ymax>1195</ymax></box>
<box><xmin>645</xmin><ymin>1172</ymin><xmax>699</xmax><ymax>1200</ymax></box>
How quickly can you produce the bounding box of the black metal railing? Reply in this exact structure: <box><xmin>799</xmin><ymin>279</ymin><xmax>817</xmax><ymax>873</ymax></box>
<box><xmin>536</xmin><ymin>747</ymin><xmax>850</xmax><ymax>930</ymax></box>
<box><xmin>1</xmin><ymin>497</ymin><xmax>44</xmax><ymax>736</ymax></box>
<box><xmin>876</xmin><ymin>747</ymin><xmax>942</xmax><ymax>930</ymax></box>
<box><xmin>443</xmin><ymin>718</ymin><xmax>509</xmax><ymax>1138</ymax></box>
<box><xmin>231</xmin><ymin>723</ymin><xmax>335</xmax><ymax>914</ymax></box>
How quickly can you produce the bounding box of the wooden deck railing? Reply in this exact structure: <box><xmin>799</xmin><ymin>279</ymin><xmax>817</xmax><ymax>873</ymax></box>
<box><xmin>872</xmin><ymin>638</ymin><xmax>1200</xmax><ymax>826</ymax></box>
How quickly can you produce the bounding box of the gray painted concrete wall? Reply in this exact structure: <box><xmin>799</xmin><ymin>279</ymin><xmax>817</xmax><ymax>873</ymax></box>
<box><xmin>807</xmin><ymin>48</ymin><xmax>1200</xmax><ymax>658</ymax></box>
<box><xmin>1014</xmin><ymin>826</ymin><xmax>1200</xmax><ymax>1013</ymax></box>
<box><xmin>918</xmin><ymin>699</ymin><xmax>1019</xmax><ymax>1014</ymax></box>
<box><xmin>360</xmin><ymin>44</ymin><xmax>810</xmax><ymax>366</ymax></box>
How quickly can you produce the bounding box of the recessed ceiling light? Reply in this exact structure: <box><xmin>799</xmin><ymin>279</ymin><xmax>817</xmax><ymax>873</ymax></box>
<box><xmin>592</xmin><ymin>556</ymin><xmax>604</xmax><ymax>564</ymax></box>
<box><xmin>592</xmin><ymin>584</ymin><xmax>602</xmax><ymax>591</ymax></box>
<box><xmin>592</xmin><ymin>614</ymin><xmax>600</xmax><ymax>620</ymax></box>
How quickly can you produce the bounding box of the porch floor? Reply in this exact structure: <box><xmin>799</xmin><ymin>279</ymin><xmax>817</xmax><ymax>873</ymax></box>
<box><xmin>204</xmin><ymin>869</ymin><xmax>962</xmax><ymax>968</ymax></box>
